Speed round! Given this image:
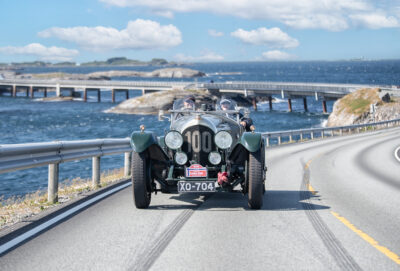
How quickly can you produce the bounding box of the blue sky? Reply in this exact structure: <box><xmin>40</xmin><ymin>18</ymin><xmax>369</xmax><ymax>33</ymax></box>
<box><xmin>0</xmin><ymin>0</ymin><xmax>400</xmax><ymax>63</ymax></box>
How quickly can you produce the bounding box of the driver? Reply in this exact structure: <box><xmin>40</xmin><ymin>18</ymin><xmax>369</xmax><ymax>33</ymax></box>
<box><xmin>182</xmin><ymin>95</ymin><xmax>195</xmax><ymax>110</ymax></box>
<box><xmin>220</xmin><ymin>99</ymin><xmax>254</xmax><ymax>131</ymax></box>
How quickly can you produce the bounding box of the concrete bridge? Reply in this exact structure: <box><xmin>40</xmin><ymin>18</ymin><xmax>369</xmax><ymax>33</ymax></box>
<box><xmin>0</xmin><ymin>79</ymin><xmax>398</xmax><ymax>112</ymax></box>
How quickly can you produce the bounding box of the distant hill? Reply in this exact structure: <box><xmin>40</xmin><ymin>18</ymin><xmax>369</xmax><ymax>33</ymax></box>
<box><xmin>3</xmin><ymin>57</ymin><xmax>170</xmax><ymax>67</ymax></box>
<box><xmin>81</xmin><ymin>57</ymin><xmax>168</xmax><ymax>66</ymax></box>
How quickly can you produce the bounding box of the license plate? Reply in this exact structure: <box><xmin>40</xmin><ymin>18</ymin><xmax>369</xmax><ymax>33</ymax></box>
<box><xmin>178</xmin><ymin>181</ymin><xmax>215</xmax><ymax>193</ymax></box>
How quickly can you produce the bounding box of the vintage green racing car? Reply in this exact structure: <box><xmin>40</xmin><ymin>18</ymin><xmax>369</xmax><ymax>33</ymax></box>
<box><xmin>130</xmin><ymin>97</ymin><xmax>266</xmax><ymax>209</ymax></box>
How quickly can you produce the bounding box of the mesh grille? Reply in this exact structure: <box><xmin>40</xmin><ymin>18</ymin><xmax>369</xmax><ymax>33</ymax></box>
<box><xmin>182</xmin><ymin>125</ymin><xmax>215</xmax><ymax>166</ymax></box>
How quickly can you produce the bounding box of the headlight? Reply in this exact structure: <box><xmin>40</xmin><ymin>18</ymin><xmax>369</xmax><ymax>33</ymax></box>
<box><xmin>214</xmin><ymin>131</ymin><xmax>232</xmax><ymax>149</ymax></box>
<box><xmin>175</xmin><ymin>152</ymin><xmax>188</xmax><ymax>165</ymax></box>
<box><xmin>208</xmin><ymin>152</ymin><xmax>222</xmax><ymax>165</ymax></box>
<box><xmin>165</xmin><ymin>131</ymin><xmax>183</xmax><ymax>149</ymax></box>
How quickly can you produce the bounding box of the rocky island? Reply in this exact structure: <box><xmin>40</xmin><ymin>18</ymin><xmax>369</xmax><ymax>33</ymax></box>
<box><xmin>327</xmin><ymin>88</ymin><xmax>400</xmax><ymax>127</ymax></box>
<box><xmin>1</xmin><ymin>67</ymin><xmax>205</xmax><ymax>81</ymax></box>
<box><xmin>105</xmin><ymin>89</ymin><xmax>217</xmax><ymax>115</ymax></box>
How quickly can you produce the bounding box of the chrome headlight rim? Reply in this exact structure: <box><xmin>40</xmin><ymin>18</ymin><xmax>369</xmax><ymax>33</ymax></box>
<box><xmin>214</xmin><ymin>130</ymin><xmax>233</xmax><ymax>149</ymax></box>
<box><xmin>208</xmin><ymin>151</ymin><xmax>222</xmax><ymax>165</ymax></box>
<box><xmin>165</xmin><ymin>130</ymin><xmax>183</xmax><ymax>150</ymax></box>
<box><xmin>174</xmin><ymin>151</ymin><xmax>188</xmax><ymax>165</ymax></box>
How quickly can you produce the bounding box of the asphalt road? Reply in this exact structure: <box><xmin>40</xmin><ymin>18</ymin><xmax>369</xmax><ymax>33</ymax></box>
<box><xmin>1</xmin><ymin>127</ymin><xmax>400</xmax><ymax>270</ymax></box>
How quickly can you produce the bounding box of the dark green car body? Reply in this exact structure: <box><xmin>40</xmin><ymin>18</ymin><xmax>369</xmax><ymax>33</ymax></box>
<box><xmin>130</xmin><ymin>106</ymin><xmax>265</xmax><ymax>195</ymax></box>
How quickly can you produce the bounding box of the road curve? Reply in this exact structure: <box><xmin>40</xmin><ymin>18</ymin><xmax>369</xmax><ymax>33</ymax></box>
<box><xmin>1</xmin><ymin>127</ymin><xmax>399</xmax><ymax>270</ymax></box>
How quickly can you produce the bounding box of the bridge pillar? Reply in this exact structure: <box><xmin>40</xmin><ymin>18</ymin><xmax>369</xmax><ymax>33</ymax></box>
<box><xmin>268</xmin><ymin>96</ymin><xmax>273</xmax><ymax>111</ymax></box>
<box><xmin>12</xmin><ymin>85</ymin><xmax>16</xmax><ymax>97</ymax></box>
<box><xmin>48</xmin><ymin>163</ymin><xmax>59</xmax><ymax>203</ymax></box>
<box><xmin>97</xmin><ymin>89</ymin><xmax>101</xmax><ymax>102</ymax></box>
<box><xmin>112</xmin><ymin>89</ymin><xmax>115</xmax><ymax>103</ymax></box>
<box><xmin>29</xmin><ymin>86</ymin><xmax>34</xmax><ymax>98</ymax></box>
<box><xmin>126</xmin><ymin>89</ymin><xmax>129</xmax><ymax>100</ymax></box>
<box><xmin>303</xmin><ymin>97</ymin><xmax>308</xmax><ymax>112</ymax></box>
<box><xmin>25</xmin><ymin>87</ymin><xmax>29</xmax><ymax>97</ymax></box>
<box><xmin>56</xmin><ymin>83</ymin><xmax>61</xmax><ymax>97</ymax></box>
<box><xmin>252</xmin><ymin>98</ymin><xmax>257</xmax><ymax>111</ymax></box>
<box><xmin>92</xmin><ymin>156</ymin><xmax>100</xmax><ymax>188</ymax></box>
<box><xmin>44</xmin><ymin>87</ymin><xmax>47</xmax><ymax>97</ymax></box>
<box><xmin>288</xmin><ymin>98</ymin><xmax>292</xmax><ymax>112</ymax></box>
<box><xmin>84</xmin><ymin>88</ymin><xmax>88</xmax><ymax>102</ymax></box>
<box><xmin>322</xmin><ymin>100</ymin><xmax>327</xmax><ymax>113</ymax></box>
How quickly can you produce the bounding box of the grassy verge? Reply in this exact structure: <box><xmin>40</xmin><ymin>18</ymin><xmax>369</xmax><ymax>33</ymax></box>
<box><xmin>0</xmin><ymin>168</ymin><xmax>127</xmax><ymax>229</ymax></box>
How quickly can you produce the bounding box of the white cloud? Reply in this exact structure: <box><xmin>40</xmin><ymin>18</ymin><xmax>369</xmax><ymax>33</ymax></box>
<box><xmin>231</xmin><ymin>27</ymin><xmax>299</xmax><ymax>49</ymax></box>
<box><xmin>261</xmin><ymin>50</ymin><xmax>295</xmax><ymax>61</ymax></box>
<box><xmin>0</xmin><ymin>43</ymin><xmax>79</xmax><ymax>61</ymax></box>
<box><xmin>208</xmin><ymin>29</ymin><xmax>224</xmax><ymax>37</ymax></box>
<box><xmin>350</xmin><ymin>12</ymin><xmax>400</xmax><ymax>29</ymax></box>
<box><xmin>38</xmin><ymin>19</ymin><xmax>182</xmax><ymax>51</ymax></box>
<box><xmin>174</xmin><ymin>52</ymin><xmax>224</xmax><ymax>62</ymax></box>
<box><xmin>99</xmin><ymin>0</ymin><xmax>400</xmax><ymax>31</ymax></box>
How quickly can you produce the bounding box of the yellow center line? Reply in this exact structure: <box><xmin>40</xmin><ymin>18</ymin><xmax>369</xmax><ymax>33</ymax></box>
<box><xmin>304</xmin><ymin>159</ymin><xmax>312</xmax><ymax>170</ymax></box>
<box><xmin>305</xmin><ymin>157</ymin><xmax>400</xmax><ymax>265</ymax></box>
<box><xmin>331</xmin><ymin>212</ymin><xmax>400</xmax><ymax>265</ymax></box>
<box><xmin>307</xmin><ymin>184</ymin><xmax>317</xmax><ymax>195</ymax></box>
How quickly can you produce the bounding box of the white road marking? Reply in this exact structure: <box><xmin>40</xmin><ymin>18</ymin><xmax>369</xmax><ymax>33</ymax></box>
<box><xmin>395</xmin><ymin>146</ymin><xmax>400</xmax><ymax>163</ymax></box>
<box><xmin>0</xmin><ymin>182</ymin><xmax>131</xmax><ymax>255</ymax></box>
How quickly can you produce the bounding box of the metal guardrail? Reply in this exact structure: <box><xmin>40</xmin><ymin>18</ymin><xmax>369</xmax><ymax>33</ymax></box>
<box><xmin>0</xmin><ymin>138</ymin><xmax>131</xmax><ymax>203</ymax></box>
<box><xmin>1</xmin><ymin>118</ymin><xmax>400</xmax><ymax>203</ymax></box>
<box><xmin>262</xmin><ymin>118</ymin><xmax>400</xmax><ymax>146</ymax></box>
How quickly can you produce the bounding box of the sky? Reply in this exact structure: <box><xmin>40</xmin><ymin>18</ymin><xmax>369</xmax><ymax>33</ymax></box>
<box><xmin>0</xmin><ymin>0</ymin><xmax>400</xmax><ymax>63</ymax></box>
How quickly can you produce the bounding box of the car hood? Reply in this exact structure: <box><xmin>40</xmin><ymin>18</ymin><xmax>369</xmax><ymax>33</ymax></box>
<box><xmin>171</xmin><ymin>113</ymin><xmax>242</xmax><ymax>137</ymax></box>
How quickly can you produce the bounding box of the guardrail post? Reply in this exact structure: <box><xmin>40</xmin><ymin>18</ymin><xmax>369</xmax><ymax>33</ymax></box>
<box><xmin>321</xmin><ymin>131</ymin><xmax>324</xmax><ymax>139</ymax></box>
<box><xmin>300</xmin><ymin>133</ymin><xmax>303</xmax><ymax>141</ymax></box>
<box><xmin>278</xmin><ymin>136</ymin><xmax>282</xmax><ymax>145</ymax></box>
<box><xmin>330</xmin><ymin>130</ymin><xmax>334</xmax><ymax>137</ymax></box>
<box><xmin>289</xmin><ymin>134</ymin><xmax>293</xmax><ymax>142</ymax></box>
<box><xmin>266</xmin><ymin>136</ymin><xmax>270</xmax><ymax>147</ymax></box>
<box><xmin>340</xmin><ymin>129</ymin><xmax>343</xmax><ymax>136</ymax></box>
<box><xmin>92</xmin><ymin>156</ymin><xmax>101</xmax><ymax>188</ymax></box>
<box><xmin>48</xmin><ymin>163</ymin><xmax>59</xmax><ymax>203</ymax></box>
<box><xmin>124</xmin><ymin>152</ymin><xmax>131</xmax><ymax>177</ymax></box>
<box><xmin>311</xmin><ymin>132</ymin><xmax>314</xmax><ymax>140</ymax></box>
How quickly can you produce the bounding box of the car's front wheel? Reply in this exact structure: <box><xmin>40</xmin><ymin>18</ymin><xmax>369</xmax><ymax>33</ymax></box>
<box><xmin>247</xmin><ymin>149</ymin><xmax>264</xmax><ymax>209</ymax></box>
<box><xmin>131</xmin><ymin>151</ymin><xmax>151</xmax><ymax>209</ymax></box>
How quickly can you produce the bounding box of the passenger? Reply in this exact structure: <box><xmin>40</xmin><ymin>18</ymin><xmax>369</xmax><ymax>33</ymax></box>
<box><xmin>220</xmin><ymin>99</ymin><xmax>253</xmax><ymax>131</ymax></box>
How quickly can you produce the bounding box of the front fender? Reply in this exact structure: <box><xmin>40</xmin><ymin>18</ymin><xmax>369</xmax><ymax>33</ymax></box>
<box><xmin>130</xmin><ymin>131</ymin><xmax>158</xmax><ymax>153</ymax></box>
<box><xmin>239</xmin><ymin>132</ymin><xmax>262</xmax><ymax>152</ymax></box>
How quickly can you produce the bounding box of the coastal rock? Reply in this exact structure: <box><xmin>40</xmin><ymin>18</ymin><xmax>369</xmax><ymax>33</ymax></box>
<box><xmin>105</xmin><ymin>89</ymin><xmax>216</xmax><ymax>115</ymax></box>
<box><xmin>379</xmin><ymin>91</ymin><xmax>391</xmax><ymax>103</ymax></box>
<box><xmin>327</xmin><ymin>88</ymin><xmax>400</xmax><ymax>127</ymax></box>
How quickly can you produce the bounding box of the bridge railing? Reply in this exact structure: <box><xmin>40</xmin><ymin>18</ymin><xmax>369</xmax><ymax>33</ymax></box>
<box><xmin>262</xmin><ymin>118</ymin><xmax>400</xmax><ymax>146</ymax></box>
<box><xmin>0</xmin><ymin>79</ymin><xmax>189</xmax><ymax>88</ymax></box>
<box><xmin>0</xmin><ymin>138</ymin><xmax>131</xmax><ymax>203</ymax></box>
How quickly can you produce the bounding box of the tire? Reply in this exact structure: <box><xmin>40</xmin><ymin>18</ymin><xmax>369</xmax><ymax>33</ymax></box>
<box><xmin>247</xmin><ymin>149</ymin><xmax>264</xmax><ymax>209</ymax></box>
<box><xmin>131</xmin><ymin>151</ymin><xmax>151</xmax><ymax>209</ymax></box>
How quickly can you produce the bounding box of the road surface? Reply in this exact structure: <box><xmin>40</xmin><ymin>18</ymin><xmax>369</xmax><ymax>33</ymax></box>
<box><xmin>1</xmin><ymin>127</ymin><xmax>399</xmax><ymax>270</ymax></box>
